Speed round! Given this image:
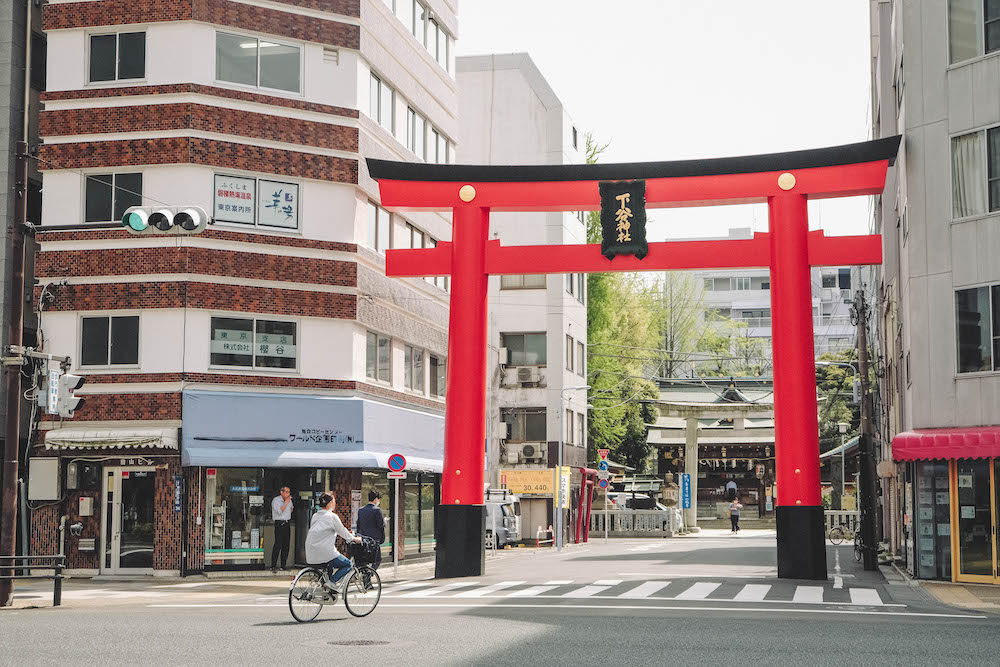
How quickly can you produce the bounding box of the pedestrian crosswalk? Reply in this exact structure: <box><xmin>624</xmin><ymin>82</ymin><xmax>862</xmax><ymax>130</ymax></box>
<box><xmin>382</xmin><ymin>579</ymin><xmax>890</xmax><ymax>606</ymax></box>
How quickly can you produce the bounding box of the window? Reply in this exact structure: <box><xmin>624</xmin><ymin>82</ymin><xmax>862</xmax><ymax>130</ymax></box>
<box><xmin>703</xmin><ymin>278</ymin><xmax>714</xmax><ymax>291</ymax></box>
<box><xmin>216</xmin><ymin>33</ymin><xmax>300</xmax><ymax>93</ymax></box>
<box><xmin>822</xmin><ymin>273</ymin><xmax>837</xmax><ymax>288</ymax></box>
<box><xmin>733</xmin><ymin>276</ymin><xmax>750</xmax><ymax>290</ymax></box>
<box><xmin>501</xmin><ymin>274</ymin><xmax>546</xmax><ymax>290</ymax></box>
<box><xmin>577</xmin><ymin>274</ymin><xmax>585</xmax><ymax>302</ymax></box>
<box><xmin>577</xmin><ymin>341</ymin><xmax>585</xmax><ymax>377</ymax></box>
<box><xmin>952</xmin><ymin>130</ymin><xmax>991</xmax><ymax>218</ymax></box>
<box><xmin>405</xmin><ymin>222</ymin><xmax>424</xmax><ymax>249</ymax></box>
<box><xmin>210</xmin><ymin>317</ymin><xmax>296</xmax><ymax>369</ymax></box>
<box><xmin>85</xmin><ymin>173</ymin><xmax>141</xmax><ymax>223</ymax></box>
<box><xmin>407</xmin><ymin>107</ymin><xmax>426</xmax><ymax>159</ymax></box>
<box><xmin>370</xmin><ymin>73</ymin><xmax>395</xmax><ymax>133</ymax></box>
<box><xmin>429</xmin><ymin>355</ymin><xmax>446</xmax><ymax>397</ymax></box>
<box><xmin>713</xmin><ymin>278</ymin><xmax>731</xmax><ymax>291</ymax></box>
<box><xmin>366</xmin><ymin>201</ymin><xmax>391</xmax><ymax>252</ymax></box>
<box><xmin>366</xmin><ymin>331</ymin><xmax>392</xmax><ymax>382</ymax></box>
<box><xmin>404</xmin><ymin>344</ymin><xmax>424</xmax><ymax>392</ymax></box>
<box><xmin>760</xmin><ymin>281</ymin><xmax>770</xmax><ymax>290</ymax></box>
<box><xmin>501</xmin><ymin>333</ymin><xmax>546</xmax><ymax>366</ymax></box>
<box><xmin>31</xmin><ymin>32</ymin><xmax>46</xmax><ymax>91</ymax></box>
<box><xmin>838</xmin><ymin>268</ymin><xmax>852</xmax><ymax>290</ymax></box>
<box><xmin>81</xmin><ymin>316</ymin><xmax>139</xmax><ymax>366</ymax></box>
<box><xmin>705</xmin><ymin>308</ymin><xmax>731</xmax><ymax>322</ymax></box>
<box><xmin>566</xmin><ymin>409</ymin><xmax>574</xmax><ymax>444</ymax></box>
<box><xmin>955</xmin><ymin>285</ymin><xmax>1000</xmax><ymax>372</ymax></box>
<box><xmin>501</xmin><ymin>408</ymin><xmax>546</xmax><ymax>442</ymax></box>
<box><xmin>566</xmin><ymin>273</ymin><xmax>575</xmax><ymax>295</ymax></box>
<box><xmin>577</xmin><ymin>412</ymin><xmax>585</xmax><ymax>446</ymax></box>
<box><xmin>572</xmin><ymin>126</ymin><xmax>578</xmax><ymax>150</ymax></box>
<box><xmin>89</xmin><ymin>32</ymin><xmax>145</xmax><ymax>83</ymax></box>
<box><xmin>566</xmin><ymin>335</ymin><xmax>574</xmax><ymax>371</ymax></box>
<box><xmin>215</xmin><ymin>174</ymin><xmax>299</xmax><ymax>229</ymax></box>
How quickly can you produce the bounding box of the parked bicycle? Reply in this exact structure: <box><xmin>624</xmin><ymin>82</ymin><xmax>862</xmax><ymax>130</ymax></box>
<box><xmin>827</xmin><ymin>524</ymin><xmax>855</xmax><ymax>545</ymax></box>
<box><xmin>288</xmin><ymin>536</ymin><xmax>382</xmax><ymax>622</ymax></box>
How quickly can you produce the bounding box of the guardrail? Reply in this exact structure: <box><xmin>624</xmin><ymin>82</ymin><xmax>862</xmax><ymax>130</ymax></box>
<box><xmin>0</xmin><ymin>555</ymin><xmax>65</xmax><ymax>606</ymax></box>
<box><xmin>824</xmin><ymin>510</ymin><xmax>860</xmax><ymax>533</ymax></box>
<box><xmin>590</xmin><ymin>509</ymin><xmax>680</xmax><ymax>537</ymax></box>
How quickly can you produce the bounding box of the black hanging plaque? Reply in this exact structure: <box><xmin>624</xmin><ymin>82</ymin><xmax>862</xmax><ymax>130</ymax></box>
<box><xmin>599</xmin><ymin>180</ymin><xmax>648</xmax><ymax>260</ymax></box>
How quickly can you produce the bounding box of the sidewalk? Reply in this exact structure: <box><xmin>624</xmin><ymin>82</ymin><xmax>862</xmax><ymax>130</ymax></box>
<box><xmin>920</xmin><ymin>581</ymin><xmax>1000</xmax><ymax>614</ymax></box>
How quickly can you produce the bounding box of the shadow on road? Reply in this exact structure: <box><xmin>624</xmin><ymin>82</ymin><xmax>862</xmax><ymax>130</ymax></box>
<box><xmin>253</xmin><ymin>617</ymin><xmax>348</xmax><ymax>627</ymax></box>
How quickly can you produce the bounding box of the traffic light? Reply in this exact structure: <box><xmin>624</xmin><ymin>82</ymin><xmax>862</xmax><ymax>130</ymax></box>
<box><xmin>122</xmin><ymin>206</ymin><xmax>209</xmax><ymax>235</ymax></box>
<box><xmin>56</xmin><ymin>373</ymin><xmax>86</xmax><ymax>419</ymax></box>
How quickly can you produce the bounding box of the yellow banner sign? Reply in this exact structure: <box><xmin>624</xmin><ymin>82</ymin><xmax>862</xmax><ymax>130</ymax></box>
<box><xmin>500</xmin><ymin>469</ymin><xmax>556</xmax><ymax>497</ymax></box>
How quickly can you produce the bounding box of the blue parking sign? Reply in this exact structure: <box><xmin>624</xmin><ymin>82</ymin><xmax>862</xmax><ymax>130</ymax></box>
<box><xmin>681</xmin><ymin>474</ymin><xmax>691</xmax><ymax>509</ymax></box>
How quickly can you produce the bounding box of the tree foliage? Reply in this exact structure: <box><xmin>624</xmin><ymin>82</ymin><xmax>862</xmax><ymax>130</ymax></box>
<box><xmin>816</xmin><ymin>348</ymin><xmax>859</xmax><ymax>453</ymax></box>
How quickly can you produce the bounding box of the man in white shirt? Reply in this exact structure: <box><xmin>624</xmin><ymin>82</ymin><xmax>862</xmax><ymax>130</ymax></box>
<box><xmin>305</xmin><ymin>493</ymin><xmax>362</xmax><ymax>594</ymax></box>
<box><xmin>270</xmin><ymin>486</ymin><xmax>293</xmax><ymax>571</ymax></box>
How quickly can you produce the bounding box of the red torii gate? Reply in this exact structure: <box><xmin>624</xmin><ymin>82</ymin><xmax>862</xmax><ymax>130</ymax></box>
<box><xmin>368</xmin><ymin>136</ymin><xmax>900</xmax><ymax>580</ymax></box>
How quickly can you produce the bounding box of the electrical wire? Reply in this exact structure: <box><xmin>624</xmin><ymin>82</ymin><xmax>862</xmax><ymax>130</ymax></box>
<box><xmin>32</xmin><ymin>153</ymin><xmax>177</xmax><ymax>209</ymax></box>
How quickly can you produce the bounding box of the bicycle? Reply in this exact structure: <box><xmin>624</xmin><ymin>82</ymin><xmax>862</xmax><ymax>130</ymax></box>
<box><xmin>828</xmin><ymin>524</ymin><xmax>855</xmax><ymax>545</ymax></box>
<box><xmin>288</xmin><ymin>540</ymin><xmax>382</xmax><ymax>623</ymax></box>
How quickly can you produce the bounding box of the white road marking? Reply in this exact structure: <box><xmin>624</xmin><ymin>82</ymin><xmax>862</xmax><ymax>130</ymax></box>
<box><xmin>675</xmin><ymin>582</ymin><xmax>720</xmax><ymax>600</ymax></box>
<box><xmin>833</xmin><ymin>549</ymin><xmax>843</xmax><ymax>589</ymax></box>
<box><xmin>593</xmin><ymin>579</ymin><xmax>623</xmax><ymax>586</ymax></box>
<box><xmin>507</xmin><ymin>586</ymin><xmax>558</xmax><ymax>597</ymax></box>
<box><xmin>792</xmin><ymin>586</ymin><xmax>825</xmax><ymax>603</ymax></box>
<box><xmin>563</xmin><ymin>585</ymin><xmax>611</xmax><ymax>598</ymax></box>
<box><xmin>733</xmin><ymin>584</ymin><xmax>771</xmax><ymax>602</ymax></box>
<box><xmin>849</xmin><ymin>588</ymin><xmax>884</xmax><ymax>606</ymax></box>
<box><xmin>152</xmin><ymin>582</ymin><xmax>212</xmax><ymax>589</ymax></box>
<box><xmin>381</xmin><ymin>581</ymin><xmax>433</xmax><ymax>594</ymax></box>
<box><xmin>544</xmin><ymin>580</ymin><xmax>573</xmax><ymax>585</ymax></box>
<box><xmin>618</xmin><ymin>581</ymin><xmax>670</xmax><ymax>599</ymax></box>
<box><xmin>455</xmin><ymin>581</ymin><xmax>526</xmax><ymax>598</ymax></box>
<box><xmin>400</xmin><ymin>582</ymin><xmax>480</xmax><ymax>597</ymax></box>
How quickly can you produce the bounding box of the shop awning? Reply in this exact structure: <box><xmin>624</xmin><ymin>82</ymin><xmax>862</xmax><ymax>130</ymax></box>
<box><xmin>820</xmin><ymin>435</ymin><xmax>859</xmax><ymax>459</ymax></box>
<box><xmin>181</xmin><ymin>390</ymin><xmax>443</xmax><ymax>472</ymax></box>
<box><xmin>44</xmin><ymin>427</ymin><xmax>178</xmax><ymax>450</ymax></box>
<box><xmin>892</xmin><ymin>426</ymin><xmax>1000</xmax><ymax>461</ymax></box>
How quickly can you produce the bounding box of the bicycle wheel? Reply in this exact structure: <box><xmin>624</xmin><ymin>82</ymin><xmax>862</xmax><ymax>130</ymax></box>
<box><xmin>829</xmin><ymin>527</ymin><xmax>845</xmax><ymax>545</ymax></box>
<box><xmin>344</xmin><ymin>566</ymin><xmax>381</xmax><ymax>618</ymax></box>
<box><xmin>289</xmin><ymin>569</ymin><xmax>325</xmax><ymax>623</ymax></box>
<box><xmin>854</xmin><ymin>532</ymin><xmax>863</xmax><ymax>563</ymax></box>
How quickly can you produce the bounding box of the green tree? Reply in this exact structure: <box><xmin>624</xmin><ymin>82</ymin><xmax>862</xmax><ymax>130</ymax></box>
<box><xmin>816</xmin><ymin>349</ymin><xmax>859</xmax><ymax>453</ymax></box>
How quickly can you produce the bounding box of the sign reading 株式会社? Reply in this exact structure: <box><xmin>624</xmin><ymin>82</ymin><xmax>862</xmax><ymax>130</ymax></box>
<box><xmin>599</xmin><ymin>179</ymin><xmax>648</xmax><ymax>260</ymax></box>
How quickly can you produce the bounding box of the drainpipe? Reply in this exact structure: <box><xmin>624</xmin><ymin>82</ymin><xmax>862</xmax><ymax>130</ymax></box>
<box><xmin>58</xmin><ymin>516</ymin><xmax>66</xmax><ymax>558</ymax></box>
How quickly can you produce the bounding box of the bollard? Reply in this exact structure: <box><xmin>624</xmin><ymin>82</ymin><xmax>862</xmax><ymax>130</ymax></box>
<box><xmin>53</xmin><ymin>561</ymin><xmax>63</xmax><ymax>607</ymax></box>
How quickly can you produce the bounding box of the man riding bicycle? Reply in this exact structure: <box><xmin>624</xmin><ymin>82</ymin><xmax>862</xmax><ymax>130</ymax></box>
<box><xmin>304</xmin><ymin>493</ymin><xmax>362</xmax><ymax>598</ymax></box>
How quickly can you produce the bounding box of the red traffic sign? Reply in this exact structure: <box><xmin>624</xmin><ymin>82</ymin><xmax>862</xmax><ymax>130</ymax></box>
<box><xmin>598</xmin><ymin>448</ymin><xmax>610</xmax><ymax>460</ymax></box>
<box><xmin>387</xmin><ymin>471</ymin><xmax>406</xmax><ymax>480</ymax></box>
<box><xmin>597</xmin><ymin>478</ymin><xmax>609</xmax><ymax>489</ymax></box>
<box><xmin>388</xmin><ymin>453</ymin><xmax>407</xmax><ymax>472</ymax></box>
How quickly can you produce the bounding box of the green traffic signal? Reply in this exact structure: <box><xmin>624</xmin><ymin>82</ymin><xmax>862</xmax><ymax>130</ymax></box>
<box><xmin>123</xmin><ymin>210</ymin><xmax>148</xmax><ymax>232</ymax></box>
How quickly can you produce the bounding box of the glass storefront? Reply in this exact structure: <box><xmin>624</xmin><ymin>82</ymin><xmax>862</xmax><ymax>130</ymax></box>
<box><xmin>360</xmin><ymin>470</ymin><xmax>392</xmax><ymax>560</ymax></box>
<box><xmin>913</xmin><ymin>461</ymin><xmax>951</xmax><ymax>580</ymax></box>
<box><xmin>956</xmin><ymin>459</ymin><xmax>993</xmax><ymax>579</ymax></box>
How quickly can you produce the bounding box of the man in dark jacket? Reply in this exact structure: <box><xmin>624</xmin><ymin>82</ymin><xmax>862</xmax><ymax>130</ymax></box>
<box><xmin>356</xmin><ymin>490</ymin><xmax>386</xmax><ymax>569</ymax></box>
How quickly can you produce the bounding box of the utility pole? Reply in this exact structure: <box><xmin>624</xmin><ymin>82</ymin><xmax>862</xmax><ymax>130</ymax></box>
<box><xmin>855</xmin><ymin>289</ymin><xmax>878</xmax><ymax>571</ymax></box>
<box><xmin>0</xmin><ymin>141</ymin><xmax>29</xmax><ymax>606</ymax></box>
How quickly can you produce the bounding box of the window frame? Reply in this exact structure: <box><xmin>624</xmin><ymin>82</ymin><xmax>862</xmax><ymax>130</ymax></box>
<box><xmin>404</xmin><ymin>343</ymin><xmax>425</xmax><ymax>393</ymax></box>
<box><xmin>577</xmin><ymin>341</ymin><xmax>585</xmax><ymax>377</ymax></box>
<box><xmin>566</xmin><ymin>335</ymin><xmax>574</xmax><ymax>372</ymax></box>
<box><xmin>955</xmin><ymin>284</ymin><xmax>1000</xmax><ymax>374</ymax></box>
<box><xmin>83</xmin><ymin>171</ymin><xmax>143</xmax><ymax>224</ymax></box>
<box><xmin>500</xmin><ymin>332</ymin><xmax>547</xmax><ymax>367</ymax></box>
<box><xmin>209</xmin><ymin>315</ymin><xmax>300</xmax><ymax>372</ymax></box>
<box><xmin>949</xmin><ymin>126</ymin><xmax>1000</xmax><ymax>220</ymax></box>
<box><xmin>87</xmin><ymin>30</ymin><xmax>146</xmax><ymax>84</ymax></box>
<box><xmin>365</xmin><ymin>331</ymin><xmax>392</xmax><ymax>383</ymax></box>
<box><xmin>501</xmin><ymin>407</ymin><xmax>547</xmax><ymax>443</ymax></box>
<box><xmin>370</xmin><ymin>72</ymin><xmax>395</xmax><ymax>134</ymax></box>
<box><xmin>215</xmin><ymin>31</ymin><xmax>302</xmax><ymax>96</ymax></box>
<box><xmin>429</xmin><ymin>354</ymin><xmax>446</xmax><ymax>397</ymax></box>
<box><xmin>79</xmin><ymin>314</ymin><xmax>141</xmax><ymax>368</ymax></box>
<box><xmin>366</xmin><ymin>200</ymin><xmax>392</xmax><ymax>253</ymax></box>
<box><xmin>500</xmin><ymin>274</ymin><xmax>546</xmax><ymax>290</ymax></box>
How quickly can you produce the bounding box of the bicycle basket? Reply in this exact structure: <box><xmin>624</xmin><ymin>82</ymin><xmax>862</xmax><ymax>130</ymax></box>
<box><xmin>350</xmin><ymin>536</ymin><xmax>380</xmax><ymax>564</ymax></box>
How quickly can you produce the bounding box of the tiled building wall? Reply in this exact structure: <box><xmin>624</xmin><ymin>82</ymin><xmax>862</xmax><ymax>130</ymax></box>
<box><xmin>153</xmin><ymin>461</ymin><xmax>184</xmax><ymax>572</ymax></box>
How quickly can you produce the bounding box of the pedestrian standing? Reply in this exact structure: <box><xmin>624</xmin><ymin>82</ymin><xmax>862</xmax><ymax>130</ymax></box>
<box><xmin>356</xmin><ymin>490</ymin><xmax>386</xmax><ymax>569</ymax></box>
<box><xmin>726</xmin><ymin>479</ymin><xmax>738</xmax><ymax>502</ymax></box>
<box><xmin>729</xmin><ymin>498</ymin><xmax>743</xmax><ymax>533</ymax></box>
<box><xmin>271</xmin><ymin>485</ymin><xmax>293</xmax><ymax>571</ymax></box>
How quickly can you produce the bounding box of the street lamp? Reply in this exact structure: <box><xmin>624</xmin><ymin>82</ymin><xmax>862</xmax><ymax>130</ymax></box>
<box><xmin>557</xmin><ymin>384</ymin><xmax>590</xmax><ymax>551</ymax></box>
<box><xmin>838</xmin><ymin>421</ymin><xmax>849</xmax><ymax>507</ymax></box>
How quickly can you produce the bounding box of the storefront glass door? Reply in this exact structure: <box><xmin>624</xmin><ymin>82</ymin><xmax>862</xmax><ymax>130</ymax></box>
<box><xmin>955</xmin><ymin>459</ymin><xmax>996</xmax><ymax>582</ymax></box>
<box><xmin>101</xmin><ymin>467</ymin><xmax>156</xmax><ymax>574</ymax></box>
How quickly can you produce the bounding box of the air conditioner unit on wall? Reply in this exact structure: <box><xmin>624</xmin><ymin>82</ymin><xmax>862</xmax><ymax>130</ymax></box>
<box><xmin>517</xmin><ymin>367</ymin><xmax>540</xmax><ymax>384</ymax></box>
<box><xmin>519</xmin><ymin>443</ymin><xmax>544</xmax><ymax>463</ymax></box>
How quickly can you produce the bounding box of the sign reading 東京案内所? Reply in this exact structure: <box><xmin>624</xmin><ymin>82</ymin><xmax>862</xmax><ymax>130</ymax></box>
<box><xmin>599</xmin><ymin>179</ymin><xmax>648</xmax><ymax>260</ymax></box>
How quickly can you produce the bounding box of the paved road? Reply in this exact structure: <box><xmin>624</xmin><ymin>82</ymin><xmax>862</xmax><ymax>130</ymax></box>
<box><xmin>2</xmin><ymin>531</ymin><xmax>995</xmax><ymax>666</ymax></box>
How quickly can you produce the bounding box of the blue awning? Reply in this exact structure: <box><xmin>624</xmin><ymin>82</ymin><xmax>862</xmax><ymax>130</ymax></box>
<box><xmin>181</xmin><ymin>390</ymin><xmax>443</xmax><ymax>471</ymax></box>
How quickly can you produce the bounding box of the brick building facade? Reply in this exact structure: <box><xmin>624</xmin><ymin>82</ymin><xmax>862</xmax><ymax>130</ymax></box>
<box><xmin>30</xmin><ymin>0</ymin><xmax>458</xmax><ymax>575</ymax></box>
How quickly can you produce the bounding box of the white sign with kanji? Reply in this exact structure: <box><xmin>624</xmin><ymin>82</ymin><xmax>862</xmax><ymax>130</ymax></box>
<box><xmin>214</xmin><ymin>174</ymin><xmax>256</xmax><ymax>225</ymax></box>
<box><xmin>257</xmin><ymin>179</ymin><xmax>299</xmax><ymax>229</ymax></box>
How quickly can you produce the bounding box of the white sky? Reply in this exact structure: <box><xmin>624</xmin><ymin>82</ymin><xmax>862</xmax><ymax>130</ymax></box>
<box><xmin>456</xmin><ymin>0</ymin><xmax>874</xmax><ymax>240</ymax></box>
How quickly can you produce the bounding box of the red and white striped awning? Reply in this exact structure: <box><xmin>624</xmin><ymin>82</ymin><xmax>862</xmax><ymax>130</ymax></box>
<box><xmin>892</xmin><ymin>426</ymin><xmax>1000</xmax><ymax>461</ymax></box>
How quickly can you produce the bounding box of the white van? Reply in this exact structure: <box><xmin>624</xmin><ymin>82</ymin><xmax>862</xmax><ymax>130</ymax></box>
<box><xmin>484</xmin><ymin>489</ymin><xmax>521</xmax><ymax>547</ymax></box>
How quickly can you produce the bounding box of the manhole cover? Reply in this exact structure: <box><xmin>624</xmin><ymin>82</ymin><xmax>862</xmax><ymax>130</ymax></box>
<box><xmin>328</xmin><ymin>640</ymin><xmax>389</xmax><ymax>647</ymax></box>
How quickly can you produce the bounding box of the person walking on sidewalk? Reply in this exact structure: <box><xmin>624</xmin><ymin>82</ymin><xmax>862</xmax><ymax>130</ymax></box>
<box><xmin>356</xmin><ymin>490</ymin><xmax>385</xmax><ymax>569</ymax></box>
<box><xmin>271</xmin><ymin>485</ymin><xmax>293</xmax><ymax>571</ymax></box>
<box><xmin>305</xmin><ymin>493</ymin><xmax>362</xmax><ymax>596</ymax></box>
<box><xmin>729</xmin><ymin>498</ymin><xmax>743</xmax><ymax>533</ymax></box>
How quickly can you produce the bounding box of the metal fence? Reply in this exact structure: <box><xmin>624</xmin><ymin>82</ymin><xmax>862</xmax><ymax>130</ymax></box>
<box><xmin>0</xmin><ymin>555</ymin><xmax>65</xmax><ymax>606</ymax></box>
<box><xmin>824</xmin><ymin>510</ymin><xmax>860</xmax><ymax>533</ymax></box>
<box><xmin>589</xmin><ymin>509</ymin><xmax>680</xmax><ymax>537</ymax></box>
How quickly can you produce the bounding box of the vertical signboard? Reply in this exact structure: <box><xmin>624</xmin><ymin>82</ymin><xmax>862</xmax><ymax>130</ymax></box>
<box><xmin>681</xmin><ymin>473</ymin><xmax>691</xmax><ymax>509</ymax></box>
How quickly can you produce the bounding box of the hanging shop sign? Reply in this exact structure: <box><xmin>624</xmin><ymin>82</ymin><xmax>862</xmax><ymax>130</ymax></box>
<box><xmin>599</xmin><ymin>180</ymin><xmax>648</xmax><ymax>260</ymax></box>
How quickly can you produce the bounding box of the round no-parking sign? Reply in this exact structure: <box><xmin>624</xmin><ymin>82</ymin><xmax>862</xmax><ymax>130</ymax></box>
<box><xmin>598</xmin><ymin>478</ymin><xmax>609</xmax><ymax>489</ymax></box>
<box><xmin>388</xmin><ymin>453</ymin><xmax>407</xmax><ymax>473</ymax></box>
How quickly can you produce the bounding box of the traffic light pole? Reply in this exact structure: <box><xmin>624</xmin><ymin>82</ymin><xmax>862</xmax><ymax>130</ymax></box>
<box><xmin>1</xmin><ymin>141</ymin><xmax>29</xmax><ymax>607</ymax></box>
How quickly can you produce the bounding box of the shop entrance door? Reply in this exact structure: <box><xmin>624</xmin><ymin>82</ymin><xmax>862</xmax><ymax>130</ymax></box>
<box><xmin>101</xmin><ymin>467</ymin><xmax>157</xmax><ymax>574</ymax></box>
<box><xmin>954</xmin><ymin>459</ymin><xmax>999</xmax><ymax>583</ymax></box>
